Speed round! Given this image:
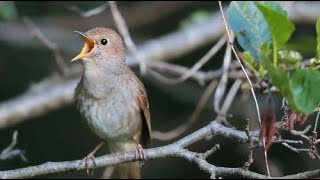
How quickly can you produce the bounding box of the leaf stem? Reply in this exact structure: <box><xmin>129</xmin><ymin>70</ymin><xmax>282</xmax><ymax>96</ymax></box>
<box><xmin>314</xmin><ymin>108</ymin><xmax>320</xmax><ymax>133</ymax></box>
<box><xmin>273</xmin><ymin>37</ymin><xmax>277</xmax><ymax>66</ymax></box>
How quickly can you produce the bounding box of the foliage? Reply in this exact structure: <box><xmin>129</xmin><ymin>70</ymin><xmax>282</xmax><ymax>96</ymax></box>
<box><xmin>180</xmin><ymin>10</ymin><xmax>211</xmax><ymax>29</ymax></box>
<box><xmin>0</xmin><ymin>1</ymin><xmax>18</xmax><ymax>20</ymax></box>
<box><xmin>227</xmin><ymin>1</ymin><xmax>320</xmax><ymax>114</ymax></box>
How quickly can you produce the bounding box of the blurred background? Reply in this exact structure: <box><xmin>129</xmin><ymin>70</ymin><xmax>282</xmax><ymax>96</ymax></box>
<box><xmin>0</xmin><ymin>1</ymin><xmax>320</xmax><ymax>179</ymax></box>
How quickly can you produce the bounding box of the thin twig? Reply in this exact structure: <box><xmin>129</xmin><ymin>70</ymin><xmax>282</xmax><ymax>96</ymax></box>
<box><xmin>66</xmin><ymin>4</ymin><xmax>107</xmax><ymax>18</ymax></box>
<box><xmin>218</xmin><ymin>2</ymin><xmax>270</xmax><ymax>177</ymax></box>
<box><xmin>22</xmin><ymin>17</ymin><xmax>68</xmax><ymax>77</ymax></box>
<box><xmin>147</xmin><ymin>61</ymin><xmax>219</xmax><ymax>85</ymax></box>
<box><xmin>214</xmin><ymin>35</ymin><xmax>233</xmax><ymax>113</ymax></box>
<box><xmin>147</xmin><ymin>35</ymin><xmax>227</xmax><ymax>85</ymax></box>
<box><xmin>273</xmin><ymin>139</ymin><xmax>303</xmax><ymax>144</ymax></box>
<box><xmin>290</xmin><ymin>128</ymin><xmax>311</xmax><ymax>141</ymax></box>
<box><xmin>149</xmin><ymin>60</ymin><xmax>244</xmax><ymax>83</ymax></box>
<box><xmin>217</xmin><ymin>79</ymin><xmax>243</xmax><ymax>121</ymax></box>
<box><xmin>152</xmin><ymin>79</ymin><xmax>218</xmax><ymax>141</ymax></box>
<box><xmin>243</xmin><ymin>118</ymin><xmax>254</xmax><ymax>170</ymax></box>
<box><xmin>0</xmin><ymin>131</ymin><xmax>27</xmax><ymax>162</ymax></box>
<box><xmin>202</xmin><ymin>144</ymin><xmax>220</xmax><ymax>159</ymax></box>
<box><xmin>313</xmin><ymin>108</ymin><xmax>320</xmax><ymax>132</ymax></box>
<box><xmin>108</xmin><ymin>1</ymin><xmax>147</xmax><ymax>75</ymax></box>
<box><xmin>282</xmin><ymin>143</ymin><xmax>320</xmax><ymax>160</ymax></box>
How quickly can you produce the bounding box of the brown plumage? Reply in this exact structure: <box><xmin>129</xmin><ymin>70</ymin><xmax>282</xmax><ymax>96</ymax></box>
<box><xmin>72</xmin><ymin>27</ymin><xmax>151</xmax><ymax>179</ymax></box>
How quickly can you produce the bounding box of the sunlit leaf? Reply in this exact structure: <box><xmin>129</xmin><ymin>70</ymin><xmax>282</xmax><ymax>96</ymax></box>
<box><xmin>227</xmin><ymin>1</ymin><xmax>272</xmax><ymax>61</ymax></box>
<box><xmin>267</xmin><ymin>64</ymin><xmax>320</xmax><ymax>114</ymax></box>
<box><xmin>290</xmin><ymin>69</ymin><xmax>320</xmax><ymax>114</ymax></box>
<box><xmin>256</xmin><ymin>1</ymin><xmax>295</xmax><ymax>46</ymax></box>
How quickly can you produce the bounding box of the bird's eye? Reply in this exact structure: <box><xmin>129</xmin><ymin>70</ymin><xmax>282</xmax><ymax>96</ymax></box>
<box><xmin>100</xmin><ymin>38</ymin><xmax>109</xmax><ymax>45</ymax></box>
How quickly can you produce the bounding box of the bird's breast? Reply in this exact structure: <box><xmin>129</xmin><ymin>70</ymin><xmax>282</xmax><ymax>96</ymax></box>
<box><xmin>77</xmin><ymin>83</ymin><xmax>142</xmax><ymax>141</ymax></box>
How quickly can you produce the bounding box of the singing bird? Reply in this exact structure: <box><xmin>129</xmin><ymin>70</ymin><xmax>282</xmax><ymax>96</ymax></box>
<box><xmin>72</xmin><ymin>27</ymin><xmax>151</xmax><ymax>179</ymax></box>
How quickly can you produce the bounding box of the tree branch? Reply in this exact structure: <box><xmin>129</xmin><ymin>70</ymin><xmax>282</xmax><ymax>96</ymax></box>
<box><xmin>0</xmin><ymin>131</ymin><xmax>27</xmax><ymax>162</ymax></box>
<box><xmin>0</xmin><ymin>121</ymin><xmax>319</xmax><ymax>179</ymax></box>
<box><xmin>22</xmin><ymin>17</ymin><xmax>69</xmax><ymax>77</ymax></box>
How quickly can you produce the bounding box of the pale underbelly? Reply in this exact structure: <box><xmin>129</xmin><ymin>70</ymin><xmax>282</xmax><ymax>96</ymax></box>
<box><xmin>80</xmin><ymin>98</ymin><xmax>142</xmax><ymax>141</ymax></box>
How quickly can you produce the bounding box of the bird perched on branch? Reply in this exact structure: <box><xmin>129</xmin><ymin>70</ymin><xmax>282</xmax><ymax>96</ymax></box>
<box><xmin>72</xmin><ymin>27</ymin><xmax>151</xmax><ymax>179</ymax></box>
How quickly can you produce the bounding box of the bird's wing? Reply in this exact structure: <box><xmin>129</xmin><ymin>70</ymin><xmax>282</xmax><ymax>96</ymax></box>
<box><xmin>136</xmin><ymin>81</ymin><xmax>152</xmax><ymax>146</ymax></box>
<box><xmin>131</xmin><ymin>74</ymin><xmax>152</xmax><ymax>146</ymax></box>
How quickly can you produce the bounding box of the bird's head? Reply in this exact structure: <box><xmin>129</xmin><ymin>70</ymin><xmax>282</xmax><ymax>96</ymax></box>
<box><xmin>72</xmin><ymin>27</ymin><xmax>125</xmax><ymax>64</ymax></box>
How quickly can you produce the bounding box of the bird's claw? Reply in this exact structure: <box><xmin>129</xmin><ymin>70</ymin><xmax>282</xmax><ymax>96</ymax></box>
<box><xmin>80</xmin><ymin>153</ymin><xmax>97</xmax><ymax>176</ymax></box>
<box><xmin>136</xmin><ymin>144</ymin><xmax>147</xmax><ymax>167</ymax></box>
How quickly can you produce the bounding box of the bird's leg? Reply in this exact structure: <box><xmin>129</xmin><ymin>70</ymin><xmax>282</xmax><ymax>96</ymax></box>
<box><xmin>131</xmin><ymin>137</ymin><xmax>147</xmax><ymax>167</ymax></box>
<box><xmin>136</xmin><ymin>143</ymin><xmax>147</xmax><ymax>167</ymax></box>
<box><xmin>80</xmin><ymin>142</ymin><xmax>105</xmax><ymax>176</ymax></box>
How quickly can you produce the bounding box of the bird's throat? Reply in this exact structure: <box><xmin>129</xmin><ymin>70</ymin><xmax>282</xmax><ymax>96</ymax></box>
<box><xmin>82</xmin><ymin>61</ymin><xmax>121</xmax><ymax>98</ymax></box>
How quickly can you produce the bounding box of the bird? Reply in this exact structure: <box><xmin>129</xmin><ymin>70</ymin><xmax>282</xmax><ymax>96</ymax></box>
<box><xmin>71</xmin><ymin>27</ymin><xmax>152</xmax><ymax>179</ymax></box>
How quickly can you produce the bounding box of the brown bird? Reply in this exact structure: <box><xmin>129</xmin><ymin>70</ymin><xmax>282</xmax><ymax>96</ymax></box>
<box><xmin>72</xmin><ymin>27</ymin><xmax>151</xmax><ymax>179</ymax></box>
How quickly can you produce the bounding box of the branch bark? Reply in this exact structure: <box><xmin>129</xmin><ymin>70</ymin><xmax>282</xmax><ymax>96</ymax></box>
<box><xmin>1</xmin><ymin>121</ymin><xmax>318</xmax><ymax>179</ymax></box>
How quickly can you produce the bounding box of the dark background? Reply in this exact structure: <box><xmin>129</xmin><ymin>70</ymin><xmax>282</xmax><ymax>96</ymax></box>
<box><xmin>0</xmin><ymin>1</ymin><xmax>319</xmax><ymax>178</ymax></box>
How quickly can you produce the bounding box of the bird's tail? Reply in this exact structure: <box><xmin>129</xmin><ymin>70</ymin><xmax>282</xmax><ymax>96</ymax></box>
<box><xmin>108</xmin><ymin>141</ymin><xmax>141</xmax><ymax>179</ymax></box>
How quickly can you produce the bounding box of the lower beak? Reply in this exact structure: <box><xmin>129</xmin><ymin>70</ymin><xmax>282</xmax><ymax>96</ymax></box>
<box><xmin>71</xmin><ymin>31</ymin><xmax>95</xmax><ymax>62</ymax></box>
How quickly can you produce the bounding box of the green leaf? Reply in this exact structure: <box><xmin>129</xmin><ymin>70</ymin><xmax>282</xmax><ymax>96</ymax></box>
<box><xmin>0</xmin><ymin>1</ymin><xmax>18</xmax><ymax>20</ymax></box>
<box><xmin>316</xmin><ymin>16</ymin><xmax>320</xmax><ymax>59</ymax></box>
<box><xmin>284</xmin><ymin>36</ymin><xmax>316</xmax><ymax>54</ymax></box>
<box><xmin>243</xmin><ymin>51</ymin><xmax>267</xmax><ymax>77</ymax></box>
<box><xmin>180</xmin><ymin>10</ymin><xmax>211</xmax><ymax>29</ymax></box>
<box><xmin>267</xmin><ymin>62</ymin><xmax>320</xmax><ymax>114</ymax></box>
<box><xmin>290</xmin><ymin>69</ymin><xmax>320</xmax><ymax>114</ymax></box>
<box><xmin>255</xmin><ymin>1</ymin><xmax>287</xmax><ymax>15</ymax></box>
<box><xmin>243</xmin><ymin>51</ymin><xmax>260</xmax><ymax>75</ymax></box>
<box><xmin>255</xmin><ymin>1</ymin><xmax>295</xmax><ymax>46</ymax></box>
<box><xmin>227</xmin><ymin>1</ymin><xmax>272</xmax><ymax>62</ymax></box>
<box><xmin>265</xmin><ymin>61</ymin><xmax>292</xmax><ymax>101</ymax></box>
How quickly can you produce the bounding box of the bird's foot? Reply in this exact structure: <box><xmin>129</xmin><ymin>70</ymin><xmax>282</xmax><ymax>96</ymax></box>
<box><xmin>80</xmin><ymin>152</ymin><xmax>97</xmax><ymax>176</ymax></box>
<box><xmin>136</xmin><ymin>144</ymin><xmax>147</xmax><ymax>167</ymax></box>
<box><xmin>79</xmin><ymin>142</ymin><xmax>104</xmax><ymax>176</ymax></box>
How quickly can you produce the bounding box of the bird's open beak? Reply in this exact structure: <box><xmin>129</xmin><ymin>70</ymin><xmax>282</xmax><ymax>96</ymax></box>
<box><xmin>71</xmin><ymin>31</ymin><xmax>95</xmax><ymax>62</ymax></box>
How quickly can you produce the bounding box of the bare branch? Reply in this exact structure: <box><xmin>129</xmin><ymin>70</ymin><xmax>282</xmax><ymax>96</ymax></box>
<box><xmin>0</xmin><ymin>131</ymin><xmax>27</xmax><ymax>162</ymax></box>
<box><xmin>147</xmin><ymin>61</ymin><xmax>218</xmax><ymax>85</ymax></box>
<box><xmin>0</xmin><ymin>75</ymin><xmax>78</xmax><ymax>130</ymax></box>
<box><xmin>108</xmin><ymin>1</ymin><xmax>147</xmax><ymax>74</ymax></box>
<box><xmin>216</xmin><ymin>79</ymin><xmax>242</xmax><ymax>125</ymax></box>
<box><xmin>274</xmin><ymin>139</ymin><xmax>303</xmax><ymax>144</ymax></box>
<box><xmin>313</xmin><ymin>108</ymin><xmax>320</xmax><ymax>132</ymax></box>
<box><xmin>147</xmin><ymin>35</ymin><xmax>227</xmax><ymax>85</ymax></box>
<box><xmin>66</xmin><ymin>4</ymin><xmax>107</xmax><ymax>18</ymax></box>
<box><xmin>22</xmin><ymin>17</ymin><xmax>68</xmax><ymax>77</ymax></box>
<box><xmin>243</xmin><ymin>118</ymin><xmax>254</xmax><ymax>170</ymax></box>
<box><xmin>214</xmin><ymin>35</ymin><xmax>233</xmax><ymax>113</ymax></box>
<box><xmin>0</xmin><ymin>121</ymin><xmax>319</xmax><ymax>179</ymax></box>
<box><xmin>152</xmin><ymin>79</ymin><xmax>218</xmax><ymax>141</ymax></box>
<box><xmin>201</xmin><ymin>144</ymin><xmax>220</xmax><ymax>159</ymax></box>
<box><xmin>148</xmin><ymin>61</ymin><xmax>244</xmax><ymax>85</ymax></box>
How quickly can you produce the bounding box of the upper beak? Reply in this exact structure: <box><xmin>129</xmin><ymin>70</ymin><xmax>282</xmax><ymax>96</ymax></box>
<box><xmin>71</xmin><ymin>31</ymin><xmax>95</xmax><ymax>62</ymax></box>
